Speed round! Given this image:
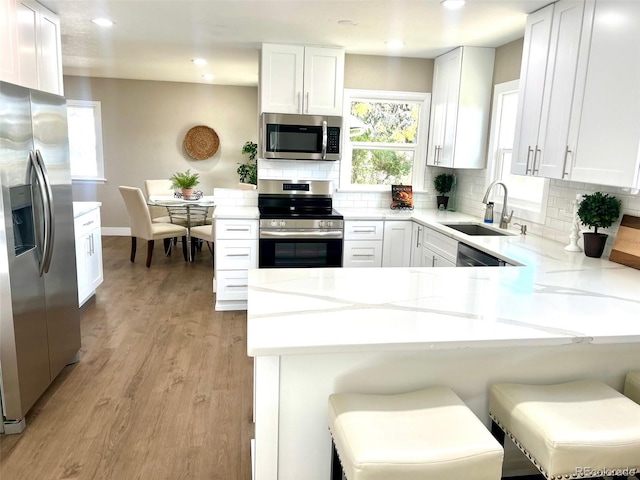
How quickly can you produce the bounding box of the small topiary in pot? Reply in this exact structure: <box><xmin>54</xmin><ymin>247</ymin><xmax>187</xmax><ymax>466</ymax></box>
<box><xmin>577</xmin><ymin>191</ymin><xmax>621</xmax><ymax>258</ymax></box>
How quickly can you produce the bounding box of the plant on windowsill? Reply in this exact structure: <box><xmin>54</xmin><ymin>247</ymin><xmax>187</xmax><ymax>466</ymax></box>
<box><xmin>170</xmin><ymin>169</ymin><xmax>200</xmax><ymax>199</ymax></box>
<box><xmin>433</xmin><ymin>173</ymin><xmax>455</xmax><ymax>210</ymax></box>
<box><xmin>237</xmin><ymin>141</ymin><xmax>258</xmax><ymax>186</ymax></box>
<box><xmin>577</xmin><ymin>191</ymin><xmax>621</xmax><ymax>258</ymax></box>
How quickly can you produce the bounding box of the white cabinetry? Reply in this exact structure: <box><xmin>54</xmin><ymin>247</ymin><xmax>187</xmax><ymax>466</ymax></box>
<box><xmin>260</xmin><ymin>43</ymin><xmax>345</xmax><ymax>115</ymax></box>
<box><xmin>426</xmin><ymin>46</ymin><xmax>495</xmax><ymax>169</ymax></box>
<box><xmin>512</xmin><ymin>0</ymin><xmax>592</xmax><ymax>179</ymax></box>
<box><xmin>422</xmin><ymin>226</ymin><xmax>457</xmax><ymax>268</ymax></box>
<box><xmin>214</xmin><ymin>219</ymin><xmax>258</xmax><ymax>311</ymax></box>
<box><xmin>382</xmin><ymin>221</ymin><xmax>412</xmax><ymax>267</ymax></box>
<box><xmin>0</xmin><ymin>0</ymin><xmax>63</xmax><ymax>94</ymax></box>
<box><xmin>343</xmin><ymin>220</ymin><xmax>383</xmax><ymax>268</ymax></box>
<box><xmin>410</xmin><ymin>222</ymin><xmax>424</xmax><ymax>267</ymax></box>
<box><xmin>74</xmin><ymin>207</ymin><xmax>103</xmax><ymax>306</ymax></box>
<box><xmin>570</xmin><ymin>0</ymin><xmax>640</xmax><ymax>188</ymax></box>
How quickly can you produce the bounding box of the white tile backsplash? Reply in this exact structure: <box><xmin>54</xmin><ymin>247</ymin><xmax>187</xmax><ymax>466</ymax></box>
<box><xmin>258</xmin><ymin>159</ymin><xmax>340</xmax><ymax>184</ymax></box>
<box><xmin>213</xmin><ymin>188</ymin><xmax>258</xmax><ymax>207</ymax></box>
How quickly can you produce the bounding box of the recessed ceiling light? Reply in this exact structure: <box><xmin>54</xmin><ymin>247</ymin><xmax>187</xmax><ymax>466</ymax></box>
<box><xmin>202</xmin><ymin>74</ymin><xmax>215</xmax><ymax>81</ymax></box>
<box><xmin>191</xmin><ymin>58</ymin><xmax>207</xmax><ymax>66</ymax></box>
<box><xmin>92</xmin><ymin>18</ymin><xmax>114</xmax><ymax>27</ymax></box>
<box><xmin>441</xmin><ymin>0</ymin><xmax>466</xmax><ymax>10</ymax></box>
<box><xmin>337</xmin><ymin>19</ymin><xmax>357</xmax><ymax>26</ymax></box>
<box><xmin>385</xmin><ymin>40</ymin><xmax>405</xmax><ymax>49</ymax></box>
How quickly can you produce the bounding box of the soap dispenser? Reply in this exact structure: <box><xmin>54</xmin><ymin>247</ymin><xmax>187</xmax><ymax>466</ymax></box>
<box><xmin>484</xmin><ymin>202</ymin><xmax>494</xmax><ymax>223</ymax></box>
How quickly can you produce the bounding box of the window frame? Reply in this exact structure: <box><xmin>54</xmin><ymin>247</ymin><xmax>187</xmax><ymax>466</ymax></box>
<box><xmin>339</xmin><ymin>89</ymin><xmax>430</xmax><ymax>192</ymax></box>
<box><xmin>485</xmin><ymin>80</ymin><xmax>549</xmax><ymax>224</ymax></box>
<box><xmin>67</xmin><ymin>99</ymin><xmax>106</xmax><ymax>183</ymax></box>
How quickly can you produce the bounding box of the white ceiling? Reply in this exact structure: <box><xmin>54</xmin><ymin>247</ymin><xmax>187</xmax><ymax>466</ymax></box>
<box><xmin>40</xmin><ymin>0</ymin><xmax>550</xmax><ymax>87</ymax></box>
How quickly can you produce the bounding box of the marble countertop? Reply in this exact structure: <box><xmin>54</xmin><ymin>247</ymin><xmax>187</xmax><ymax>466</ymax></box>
<box><xmin>247</xmin><ymin>211</ymin><xmax>640</xmax><ymax>356</ymax></box>
<box><xmin>73</xmin><ymin>201</ymin><xmax>101</xmax><ymax>218</ymax></box>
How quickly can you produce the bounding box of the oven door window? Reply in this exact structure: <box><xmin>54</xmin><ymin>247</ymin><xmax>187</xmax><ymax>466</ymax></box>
<box><xmin>260</xmin><ymin>238</ymin><xmax>342</xmax><ymax>268</ymax></box>
<box><xmin>266</xmin><ymin>124</ymin><xmax>323</xmax><ymax>154</ymax></box>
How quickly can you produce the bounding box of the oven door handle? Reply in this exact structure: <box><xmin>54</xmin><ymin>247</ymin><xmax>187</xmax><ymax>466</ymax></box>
<box><xmin>260</xmin><ymin>230</ymin><xmax>343</xmax><ymax>239</ymax></box>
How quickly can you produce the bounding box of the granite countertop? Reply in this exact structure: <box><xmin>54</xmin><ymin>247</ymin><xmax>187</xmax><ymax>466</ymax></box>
<box><xmin>247</xmin><ymin>210</ymin><xmax>640</xmax><ymax>356</ymax></box>
<box><xmin>73</xmin><ymin>201</ymin><xmax>102</xmax><ymax>218</ymax></box>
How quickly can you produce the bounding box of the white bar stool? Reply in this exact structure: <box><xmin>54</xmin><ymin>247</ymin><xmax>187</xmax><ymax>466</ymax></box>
<box><xmin>489</xmin><ymin>379</ymin><xmax>640</xmax><ymax>480</ymax></box>
<box><xmin>625</xmin><ymin>371</ymin><xmax>640</xmax><ymax>404</ymax></box>
<box><xmin>328</xmin><ymin>386</ymin><xmax>504</xmax><ymax>480</ymax></box>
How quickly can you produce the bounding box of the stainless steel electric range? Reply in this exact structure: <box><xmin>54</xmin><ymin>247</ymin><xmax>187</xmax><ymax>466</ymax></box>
<box><xmin>258</xmin><ymin>179</ymin><xmax>344</xmax><ymax>268</ymax></box>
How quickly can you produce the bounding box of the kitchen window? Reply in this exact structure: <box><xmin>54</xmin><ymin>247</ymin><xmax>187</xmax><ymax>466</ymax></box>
<box><xmin>340</xmin><ymin>89</ymin><xmax>429</xmax><ymax>191</ymax></box>
<box><xmin>486</xmin><ymin>80</ymin><xmax>548</xmax><ymax>223</ymax></box>
<box><xmin>67</xmin><ymin>100</ymin><xmax>106</xmax><ymax>183</ymax></box>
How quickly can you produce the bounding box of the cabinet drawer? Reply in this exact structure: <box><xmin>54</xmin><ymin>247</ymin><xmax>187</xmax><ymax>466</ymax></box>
<box><xmin>215</xmin><ymin>219</ymin><xmax>258</xmax><ymax>240</ymax></box>
<box><xmin>216</xmin><ymin>270</ymin><xmax>249</xmax><ymax>301</ymax></box>
<box><xmin>423</xmin><ymin>227</ymin><xmax>457</xmax><ymax>264</ymax></box>
<box><xmin>216</xmin><ymin>239</ymin><xmax>258</xmax><ymax>270</ymax></box>
<box><xmin>74</xmin><ymin>209</ymin><xmax>101</xmax><ymax>238</ymax></box>
<box><xmin>343</xmin><ymin>240</ymin><xmax>382</xmax><ymax>268</ymax></box>
<box><xmin>344</xmin><ymin>221</ymin><xmax>384</xmax><ymax>240</ymax></box>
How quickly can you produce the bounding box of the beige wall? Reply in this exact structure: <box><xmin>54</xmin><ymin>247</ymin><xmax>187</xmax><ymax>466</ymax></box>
<box><xmin>492</xmin><ymin>38</ymin><xmax>524</xmax><ymax>85</ymax></box>
<box><xmin>345</xmin><ymin>54</ymin><xmax>433</xmax><ymax>92</ymax></box>
<box><xmin>65</xmin><ymin>76</ymin><xmax>258</xmax><ymax>229</ymax></box>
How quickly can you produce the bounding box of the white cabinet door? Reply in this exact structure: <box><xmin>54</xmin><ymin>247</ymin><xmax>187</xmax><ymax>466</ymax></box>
<box><xmin>382</xmin><ymin>221</ymin><xmax>412</xmax><ymax>267</ymax></box>
<box><xmin>75</xmin><ymin>232</ymin><xmax>90</xmax><ymax>305</ymax></box>
<box><xmin>512</xmin><ymin>4</ymin><xmax>554</xmax><ymax>176</ymax></box>
<box><xmin>87</xmin><ymin>230</ymin><xmax>103</xmax><ymax>292</ymax></box>
<box><xmin>36</xmin><ymin>4</ymin><xmax>62</xmax><ymax>95</ymax></box>
<box><xmin>423</xmin><ymin>248</ymin><xmax>456</xmax><ymax>268</ymax></box>
<box><xmin>303</xmin><ymin>46</ymin><xmax>344</xmax><ymax>116</ymax></box>
<box><xmin>343</xmin><ymin>240</ymin><xmax>383</xmax><ymax>268</ymax></box>
<box><xmin>410</xmin><ymin>222</ymin><xmax>424</xmax><ymax>267</ymax></box>
<box><xmin>16</xmin><ymin>0</ymin><xmax>38</xmax><ymax>90</ymax></box>
<box><xmin>0</xmin><ymin>0</ymin><xmax>20</xmax><ymax>85</ymax></box>
<box><xmin>260</xmin><ymin>44</ymin><xmax>345</xmax><ymax>115</ymax></box>
<box><xmin>571</xmin><ymin>0</ymin><xmax>640</xmax><ymax>189</ymax></box>
<box><xmin>344</xmin><ymin>220</ymin><xmax>384</xmax><ymax>240</ymax></box>
<box><xmin>260</xmin><ymin>44</ymin><xmax>305</xmax><ymax>114</ymax></box>
<box><xmin>427</xmin><ymin>46</ymin><xmax>495</xmax><ymax>169</ymax></box>
<box><xmin>74</xmin><ymin>208</ymin><xmax>103</xmax><ymax>306</ymax></box>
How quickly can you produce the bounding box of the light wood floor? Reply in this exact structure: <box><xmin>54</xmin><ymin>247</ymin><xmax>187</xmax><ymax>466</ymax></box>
<box><xmin>1</xmin><ymin>236</ymin><xmax>253</xmax><ymax>480</ymax></box>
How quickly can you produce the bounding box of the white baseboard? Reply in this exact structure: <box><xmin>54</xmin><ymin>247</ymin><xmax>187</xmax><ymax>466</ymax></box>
<box><xmin>101</xmin><ymin>227</ymin><xmax>130</xmax><ymax>236</ymax></box>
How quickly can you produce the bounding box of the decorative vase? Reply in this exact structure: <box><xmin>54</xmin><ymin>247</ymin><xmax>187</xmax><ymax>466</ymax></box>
<box><xmin>583</xmin><ymin>232</ymin><xmax>608</xmax><ymax>258</ymax></box>
<box><xmin>436</xmin><ymin>195</ymin><xmax>449</xmax><ymax>210</ymax></box>
<box><xmin>182</xmin><ymin>188</ymin><xmax>194</xmax><ymax>199</ymax></box>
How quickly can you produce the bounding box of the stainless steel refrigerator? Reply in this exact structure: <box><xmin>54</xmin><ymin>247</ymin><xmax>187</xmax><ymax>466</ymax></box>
<box><xmin>0</xmin><ymin>81</ymin><xmax>80</xmax><ymax>434</ymax></box>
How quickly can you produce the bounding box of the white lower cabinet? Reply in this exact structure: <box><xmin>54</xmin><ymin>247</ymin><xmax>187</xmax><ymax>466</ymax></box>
<box><xmin>382</xmin><ymin>221</ymin><xmax>412</xmax><ymax>267</ymax></box>
<box><xmin>422</xmin><ymin>225</ymin><xmax>457</xmax><ymax>268</ymax></box>
<box><xmin>214</xmin><ymin>219</ymin><xmax>258</xmax><ymax>311</ymax></box>
<box><xmin>410</xmin><ymin>222</ymin><xmax>424</xmax><ymax>267</ymax></box>
<box><xmin>343</xmin><ymin>220</ymin><xmax>383</xmax><ymax>268</ymax></box>
<box><xmin>74</xmin><ymin>207</ymin><xmax>103</xmax><ymax>306</ymax></box>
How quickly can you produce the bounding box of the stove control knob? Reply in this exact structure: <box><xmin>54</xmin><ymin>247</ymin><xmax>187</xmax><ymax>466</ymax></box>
<box><xmin>270</xmin><ymin>220</ymin><xmax>278</xmax><ymax>227</ymax></box>
<box><xmin>279</xmin><ymin>220</ymin><xmax>286</xmax><ymax>227</ymax></box>
<box><xmin>318</xmin><ymin>220</ymin><xmax>325</xmax><ymax>228</ymax></box>
<box><xmin>326</xmin><ymin>221</ymin><xmax>333</xmax><ymax>228</ymax></box>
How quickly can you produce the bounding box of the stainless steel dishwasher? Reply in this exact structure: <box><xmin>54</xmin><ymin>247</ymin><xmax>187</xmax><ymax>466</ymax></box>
<box><xmin>456</xmin><ymin>242</ymin><xmax>512</xmax><ymax>267</ymax></box>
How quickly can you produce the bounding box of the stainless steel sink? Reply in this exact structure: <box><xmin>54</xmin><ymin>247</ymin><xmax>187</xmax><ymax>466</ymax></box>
<box><xmin>442</xmin><ymin>223</ymin><xmax>511</xmax><ymax>236</ymax></box>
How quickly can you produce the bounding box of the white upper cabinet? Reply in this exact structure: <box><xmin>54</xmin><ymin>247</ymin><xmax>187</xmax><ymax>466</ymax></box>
<box><xmin>1</xmin><ymin>0</ymin><xmax>63</xmax><ymax>95</ymax></box>
<box><xmin>512</xmin><ymin>0</ymin><xmax>591</xmax><ymax>179</ymax></box>
<box><xmin>260</xmin><ymin>43</ymin><xmax>345</xmax><ymax>115</ymax></box>
<box><xmin>570</xmin><ymin>0</ymin><xmax>640</xmax><ymax>188</ymax></box>
<box><xmin>427</xmin><ymin>46</ymin><xmax>495</xmax><ymax>169</ymax></box>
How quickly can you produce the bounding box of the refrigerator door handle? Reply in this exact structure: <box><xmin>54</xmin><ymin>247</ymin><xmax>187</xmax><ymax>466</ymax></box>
<box><xmin>29</xmin><ymin>151</ymin><xmax>54</xmax><ymax>276</ymax></box>
<box><xmin>35</xmin><ymin>150</ymin><xmax>55</xmax><ymax>274</ymax></box>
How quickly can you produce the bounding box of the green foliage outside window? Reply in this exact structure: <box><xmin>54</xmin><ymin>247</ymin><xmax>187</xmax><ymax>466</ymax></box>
<box><xmin>350</xmin><ymin>101</ymin><xmax>419</xmax><ymax>185</ymax></box>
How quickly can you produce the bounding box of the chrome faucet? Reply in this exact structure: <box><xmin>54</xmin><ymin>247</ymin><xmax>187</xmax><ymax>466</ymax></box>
<box><xmin>482</xmin><ymin>181</ymin><xmax>513</xmax><ymax>229</ymax></box>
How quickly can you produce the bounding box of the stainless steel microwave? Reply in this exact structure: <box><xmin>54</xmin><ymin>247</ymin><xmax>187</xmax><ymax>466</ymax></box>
<box><xmin>260</xmin><ymin>113</ymin><xmax>342</xmax><ymax>161</ymax></box>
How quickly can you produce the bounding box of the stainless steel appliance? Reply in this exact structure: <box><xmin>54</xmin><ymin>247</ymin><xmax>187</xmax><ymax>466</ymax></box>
<box><xmin>456</xmin><ymin>242</ymin><xmax>512</xmax><ymax>267</ymax></box>
<box><xmin>258</xmin><ymin>179</ymin><xmax>343</xmax><ymax>268</ymax></box>
<box><xmin>0</xmin><ymin>81</ymin><xmax>81</xmax><ymax>434</ymax></box>
<box><xmin>261</xmin><ymin>113</ymin><xmax>342</xmax><ymax>161</ymax></box>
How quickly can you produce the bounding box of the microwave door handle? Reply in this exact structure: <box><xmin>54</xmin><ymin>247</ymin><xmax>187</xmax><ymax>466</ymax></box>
<box><xmin>321</xmin><ymin>120</ymin><xmax>328</xmax><ymax>159</ymax></box>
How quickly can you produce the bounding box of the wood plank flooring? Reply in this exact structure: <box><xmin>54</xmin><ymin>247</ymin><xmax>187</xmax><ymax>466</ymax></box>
<box><xmin>1</xmin><ymin>236</ymin><xmax>253</xmax><ymax>480</ymax></box>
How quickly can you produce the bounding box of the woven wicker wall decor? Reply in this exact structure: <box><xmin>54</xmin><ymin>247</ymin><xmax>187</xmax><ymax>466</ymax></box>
<box><xmin>183</xmin><ymin>125</ymin><xmax>220</xmax><ymax>160</ymax></box>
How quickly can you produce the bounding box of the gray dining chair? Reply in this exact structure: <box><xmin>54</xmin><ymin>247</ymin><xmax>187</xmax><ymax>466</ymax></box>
<box><xmin>119</xmin><ymin>186</ymin><xmax>189</xmax><ymax>267</ymax></box>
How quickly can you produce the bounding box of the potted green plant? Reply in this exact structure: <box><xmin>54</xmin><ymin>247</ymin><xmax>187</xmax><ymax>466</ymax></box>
<box><xmin>577</xmin><ymin>191</ymin><xmax>621</xmax><ymax>258</ymax></box>
<box><xmin>169</xmin><ymin>169</ymin><xmax>200</xmax><ymax>199</ymax></box>
<box><xmin>433</xmin><ymin>173</ymin><xmax>455</xmax><ymax>210</ymax></box>
<box><xmin>237</xmin><ymin>141</ymin><xmax>257</xmax><ymax>185</ymax></box>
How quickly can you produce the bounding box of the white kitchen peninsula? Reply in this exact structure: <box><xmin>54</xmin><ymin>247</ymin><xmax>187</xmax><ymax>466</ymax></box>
<box><xmin>247</xmin><ymin>225</ymin><xmax>640</xmax><ymax>480</ymax></box>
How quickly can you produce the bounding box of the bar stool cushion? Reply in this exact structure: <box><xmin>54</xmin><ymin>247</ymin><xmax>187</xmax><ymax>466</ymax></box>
<box><xmin>490</xmin><ymin>379</ymin><xmax>640</xmax><ymax>479</ymax></box>
<box><xmin>328</xmin><ymin>387</ymin><xmax>503</xmax><ymax>480</ymax></box>
<box><xmin>625</xmin><ymin>371</ymin><xmax>640</xmax><ymax>404</ymax></box>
